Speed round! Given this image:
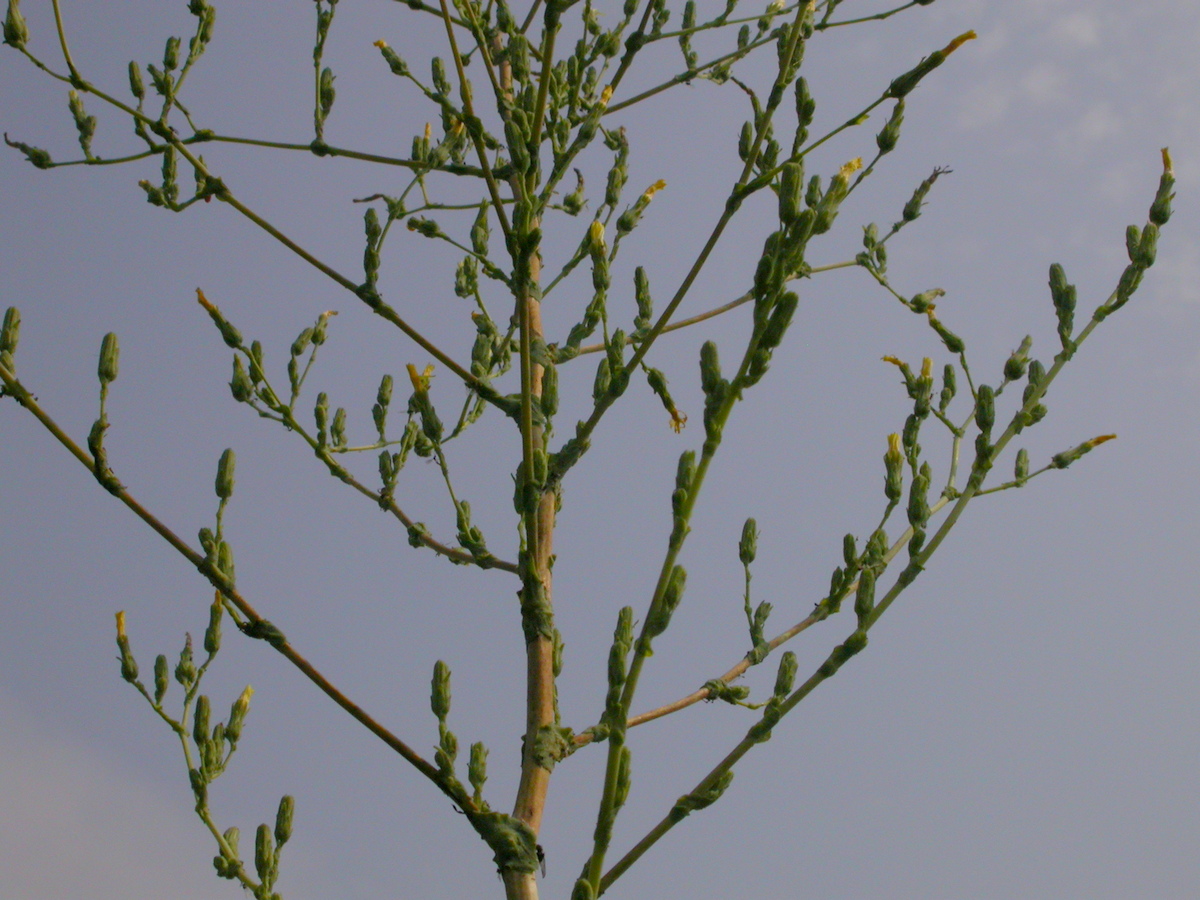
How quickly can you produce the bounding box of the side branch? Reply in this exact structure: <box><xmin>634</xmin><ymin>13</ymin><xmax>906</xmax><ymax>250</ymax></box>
<box><xmin>0</xmin><ymin>358</ymin><xmax>463</xmax><ymax>803</ymax></box>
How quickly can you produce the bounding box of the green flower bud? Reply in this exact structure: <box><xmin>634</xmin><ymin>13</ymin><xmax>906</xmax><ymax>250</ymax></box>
<box><xmin>778</xmin><ymin>160</ymin><xmax>804</xmax><ymax>227</ymax></box>
<box><xmin>216</xmin><ymin>540</ymin><xmax>235</xmax><ymax>583</ymax></box>
<box><xmin>739</xmin><ymin>518</ymin><xmax>758</xmax><ymax>566</ymax></box>
<box><xmin>3</xmin><ymin>0</ymin><xmax>29</xmax><ymax>49</ymax></box>
<box><xmin>254</xmin><ymin>823</ymin><xmax>274</xmax><ymax>883</ymax></box>
<box><xmin>204</xmin><ymin>594</ymin><xmax>223</xmax><ymax>655</ymax></box>
<box><xmin>375</xmin><ymin>40</ymin><xmax>408</xmax><ymax>77</ymax></box>
<box><xmin>1048</xmin><ymin>263</ymin><xmax>1076</xmax><ymax>347</ymax></box>
<box><xmin>175</xmin><ymin>633</ymin><xmax>196</xmax><ymax>687</ymax></box>
<box><xmin>431</xmin><ymin>659</ymin><xmax>451</xmax><ymax>721</ymax></box>
<box><xmin>331</xmin><ymin>407</ymin><xmax>347</xmax><ymax>449</ymax></box>
<box><xmin>226</xmin><ymin>685</ymin><xmax>253</xmax><ymax>744</ymax></box>
<box><xmin>975</xmin><ymin>384</ymin><xmax>994</xmax><ymax>434</ymax></box>
<box><xmin>737</xmin><ymin>120</ymin><xmax>754</xmax><ymax>162</ymax></box>
<box><xmin>1051</xmin><ymin>434</ymin><xmax>1115</xmax><ymax>469</ymax></box>
<box><xmin>1004</xmin><ymin>336</ymin><xmax>1032</xmax><ymax>381</ymax></box>
<box><xmin>0</xmin><ymin>306</ymin><xmax>19</xmax><ymax>355</ymax></box>
<box><xmin>773</xmin><ymin>651</ymin><xmax>797</xmax><ymax>698</ymax></box>
<box><xmin>319</xmin><ymin>66</ymin><xmax>336</xmax><ymax>117</ymax></box>
<box><xmin>215</xmin><ymin>448</ymin><xmax>236</xmax><ymax>499</ymax></box>
<box><xmin>162</xmin><ymin>35</ymin><xmax>180</xmax><ymax>70</ymax></box>
<box><xmin>1125</xmin><ymin>225</ymin><xmax>1141</xmax><ymax>263</ymax></box>
<box><xmin>274</xmin><ymin>795</ymin><xmax>295</xmax><ymax>846</ymax></box>
<box><xmin>468</xmin><ymin>741</ymin><xmax>489</xmax><ymax>799</ymax></box>
<box><xmin>939</xmin><ymin>364</ymin><xmax>956</xmax><ymax>413</ymax></box>
<box><xmin>126</xmin><ymin>60</ymin><xmax>145</xmax><ymax>101</ymax></box>
<box><xmin>886</xmin><ymin>31</ymin><xmax>975</xmax><ymax>100</ymax></box>
<box><xmin>197</xmin><ymin>289</ymin><xmax>242</xmax><ymax>349</ymax></box>
<box><xmin>794</xmin><ymin>76</ymin><xmax>815</xmax><ymax>130</ymax></box>
<box><xmin>926</xmin><ymin>309</ymin><xmax>965</xmax><ymax>354</ymax></box>
<box><xmin>875</xmin><ymin>99</ymin><xmax>904</xmax><ymax>154</ymax></box>
<box><xmin>1014</xmin><ymin>447</ymin><xmax>1029</xmax><ymax>484</ymax></box>
<box><xmin>229</xmin><ymin>356</ymin><xmax>252</xmax><ymax>402</ymax></box>
<box><xmin>193</xmin><ymin>694</ymin><xmax>211</xmax><ymax>746</ymax></box>
<box><xmin>592</xmin><ymin>357</ymin><xmax>611</xmax><ymax>401</ymax></box>
<box><xmin>1135</xmin><ymin>222</ymin><xmax>1158</xmax><ymax>268</ymax></box>
<box><xmin>884</xmin><ymin>433</ymin><xmax>903</xmax><ymax>503</ymax></box>
<box><xmin>907</xmin><ymin>467</ymin><xmax>930</xmax><ymax>529</ymax></box>
<box><xmin>98</xmin><ymin>332</ymin><xmax>120</xmax><ymax>385</ymax></box>
<box><xmin>1111</xmin><ymin>263</ymin><xmax>1143</xmax><ymax>311</ymax></box>
<box><xmin>114</xmin><ymin>611</ymin><xmax>139</xmax><ymax>683</ymax></box>
<box><xmin>854</xmin><ymin>567</ymin><xmax>876</xmax><ymax>624</ymax></box>
<box><xmin>646</xmin><ymin>566</ymin><xmax>686</xmax><ymax>638</ymax></box>
<box><xmin>1148</xmin><ymin>148</ymin><xmax>1174</xmax><ymax>225</ymax></box>
<box><xmin>153</xmin><ymin>653</ymin><xmax>169</xmax><ymax>704</ymax></box>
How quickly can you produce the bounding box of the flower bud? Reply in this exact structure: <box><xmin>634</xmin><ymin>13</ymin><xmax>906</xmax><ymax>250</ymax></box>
<box><xmin>1014</xmin><ymin>447</ymin><xmax>1029</xmax><ymax>484</ymax></box>
<box><xmin>372</xmin><ymin>38</ymin><xmax>409</xmax><ymax>79</ymax></box>
<box><xmin>739</xmin><ymin>518</ymin><xmax>758</xmax><ymax>566</ymax></box>
<box><xmin>98</xmin><ymin>332</ymin><xmax>120</xmax><ymax>385</ymax></box>
<box><xmin>431</xmin><ymin>660</ymin><xmax>451</xmax><ymax>721</ymax></box>
<box><xmin>886</xmin><ymin>31</ymin><xmax>975</xmax><ymax>99</ymax></box>
<box><xmin>468</xmin><ymin>741</ymin><xmax>489</xmax><ymax>798</ymax></box>
<box><xmin>926</xmin><ymin>309</ymin><xmax>965</xmax><ymax>353</ymax></box>
<box><xmin>226</xmin><ymin>685</ymin><xmax>253</xmax><ymax>743</ymax></box>
<box><xmin>854</xmin><ymin>567</ymin><xmax>876</xmax><ymax>624</ymax></box>
<box><xmin>214</xmin><ymin>448</ymin><xmax>236</xmax><ymax>499</ymax></box>
<box><xmin>1</xmin><ymin>306</ymin><xmax>20</xmax><ymax>355</ymax></box>
<box><xmin>204</xmin><ymin>595</ymin><xmax>223</xmax><ymax>655</ymax></box>
<box><xmin>875</xmin><ymin>100</ymin><xmax>904</xmax><ymax>154</ymax></box>
<box><xmin>884</xmin><ymin>433</ymin><xmax>903</xmax><ymax>503</ymax></box>
<box><xmin>197</xmin><ymin>289</ymin><xmax>243</xmax><ymax>348</ymax></box>
<box><xmin>1148</xmin><ymin>148</ymin><xmax>1174</xmax><ymax>225</ymax></box>
<box><xmin>114</xmin><ymin>611</ymin><xmax>139</xmax><ymax>683</ymax></box>
<box><xmin>1135</xmin><ymin>222</ymin><xmax>1158</xmax><ymax>268</ymax></box>
<box><xmin>737</xmin><ymin>121</ymin><xmax>754</xmax><ymax>161</ymax></box>
<box><xmin>229</xmin><ymin>356</ymin><xmax>252</xmax><ymax>402</ymax></box>
<box><xmin>975</xmin><ymin>384</ymin><xmax>995</xmax><ymax>434</ymax></box>
<box><xmin>1048</xmin><ymin>263</ymin><xmax>1075</xmax><ymax>347</ymax></box>
<box><xmin>154</xmin><ymin>653</ymin><xmax>169</xmax><ymax>704</ymax></box>
<box><xmin>174</xmin><ymin>633</ymin><xmax>196</xmax><ymax>686</ymax></box>
<box><xmin>1051</xmin><ymin>434</ymin><xmax>1115</xmax><ymax>469</ymax></box>
<box><xmin>1004</xmin><ymin>335</ymin><xmax>1032</xmax><ymax>381</ymax></box>
<box><xmin>319</xmin><ymin>66</ymin><xmax>336</xmax><ymax>118</ymax></box>
<box><xmin>274</xmin><ymin>795</ymin><xmax>295</xmax><ymax>846</ymax></box>
<box><xmin>773</xmin><ymin>651</ymin><xmax>798</xmax><ymax>698</ymax></box>
<box><xmin>254</xmin><ymin>824</ymin><xmax>274</xmax><ymax>883</ymax></box>
<box><xmin>3</xmin><ymin>0</ymin><xmax>29</xmax><ymax>49</ymax></box>
<box><xmin>193</xmin><ymin>694</ymin><xmax>211</xmax><ymax>746</ymax></box>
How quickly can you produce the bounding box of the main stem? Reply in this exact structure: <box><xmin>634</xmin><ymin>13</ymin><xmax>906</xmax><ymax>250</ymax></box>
<box><xmin>503</xmin><ymin>26</ymin><xmax>557</xmax><ymax>900</ymax></box>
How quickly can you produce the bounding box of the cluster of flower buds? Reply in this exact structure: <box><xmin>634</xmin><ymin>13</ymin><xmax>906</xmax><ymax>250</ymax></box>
<box><xmin>746</xmin><ymin>648</ymin><xmax>799</xmax><ymax>744</ymax></box>
<box><xmin>603</xmin><ymin>606</ymin><xmax>635</xmax><ymax>735</ymax></box>
<box><xmin>1097</xmin><ymin>148</ymin><xmax>1174</xmax><ymax>319</ymax></box>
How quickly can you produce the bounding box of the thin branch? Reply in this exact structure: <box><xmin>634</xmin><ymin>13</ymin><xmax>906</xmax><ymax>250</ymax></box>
<box><xmin>0</xmin><ymin>358</ymin><xmax>465</xmax><ymax>804</ymax></box>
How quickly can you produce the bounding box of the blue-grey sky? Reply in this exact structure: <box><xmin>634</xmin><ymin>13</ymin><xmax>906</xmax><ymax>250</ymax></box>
<box><xmin>2</xmin><ymin>1</ymin><xmax>1197</xmax><ymax>898</ymax></box>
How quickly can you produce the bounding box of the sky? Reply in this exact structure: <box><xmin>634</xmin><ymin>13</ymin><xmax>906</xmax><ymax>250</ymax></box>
<box><xmin>1</xmin><ymin>1</ymin><xmax>1198</xmax><ymax>898</ymax></box>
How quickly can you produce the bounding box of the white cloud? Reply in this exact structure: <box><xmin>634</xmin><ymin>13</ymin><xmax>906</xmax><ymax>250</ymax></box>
<box><xmin>1049</xmin><ymin>12</ymin><xmax>1102</xmax><ymax>48</ymax></box>
<box><xmin>1079</xmin><ymin>103</ymin><xmax>1122</xmax><ymax>142</ymax></box>
<box><xmin>1020</xmin><ymin>63</ymin><xmax>1068</xmax><ymax>106</ymax></box>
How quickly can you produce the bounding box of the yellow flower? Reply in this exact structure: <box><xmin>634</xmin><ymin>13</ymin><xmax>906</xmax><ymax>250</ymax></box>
<box><xmin>407</xmin><ymin>363</ymin><xmax>434</xmax><ymax>393</ymax></box>
<box><xmin>838</xmin><ymin>157</ymin><xmax>864</xmax><ymax>179</ymax></box>
<box><xmin>589</xmin><ymin>219</ymin><xmax>606</xmax><ymax>250</ymax></box>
